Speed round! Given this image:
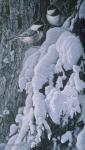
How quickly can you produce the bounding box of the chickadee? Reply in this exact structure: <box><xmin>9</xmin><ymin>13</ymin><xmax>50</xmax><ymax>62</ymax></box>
<box><xmin>46</xmin><ymin>5</ymin><xmax>65</xmax><ymax>26</ymax></box>
<box><xmin>7</xmin><ymin>21</ymin><xmax>44</xmax><ymax>44</ymax></box>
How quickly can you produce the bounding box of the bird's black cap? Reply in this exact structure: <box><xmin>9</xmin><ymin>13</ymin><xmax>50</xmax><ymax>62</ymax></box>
<box><xmin>47</xmin><ymin>5</ymin><xmax>60</xmax><ymax>15</ymax></box>
<box><xmin>32</xmin><ymin>20</ymin><xmax>44</xmax><ymax>31</ymax></box>
<box><xmin>47</xmin><ymin>5</ymin><xmax>56</xmax><ymax>10</ymax></box>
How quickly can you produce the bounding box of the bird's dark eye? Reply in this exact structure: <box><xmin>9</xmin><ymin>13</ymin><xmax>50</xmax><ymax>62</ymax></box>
<box><xmin>38</xmin><ymin>26</ymin><xmax>44</xmax><ymax>31</ymax></box>
<box><xmin>34</xmin><ymin>20</ymin><xmax>43</xmax><ymax>25</ymax></box>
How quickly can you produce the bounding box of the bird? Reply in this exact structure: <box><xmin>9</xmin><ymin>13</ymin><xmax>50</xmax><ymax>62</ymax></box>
<box><xmin>46</xmin><ymin>5</ymin><xmax>65</xmax><ymax>26</ymax></box>
<box><xmin>6</xmin><ymin>21</ymin><xmax>44</xmax><ymax>44</ymax></box>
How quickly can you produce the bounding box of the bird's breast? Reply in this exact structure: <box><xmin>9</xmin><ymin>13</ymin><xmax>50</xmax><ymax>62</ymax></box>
<box><xmin>21</xmin><ymin>31</ymin><xmax>43</xmax><ymax>44</ymax></box>
<box><xmin>47</xmin><ymin>9</ymin><xmax>56</xmax><ymax>15</ymax></box>
<box><xmin>46</xmin><ymin>14</ymin><xmax>65</xmax><ymax>26</ymax></box>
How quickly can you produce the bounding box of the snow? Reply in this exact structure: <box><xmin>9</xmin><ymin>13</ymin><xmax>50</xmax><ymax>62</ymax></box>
<box><xmin>46</xmin><ymin>89</ymin><xmax>67</xmax><ymax>124</ymax></box>
<box><xmin>0</xmin><ymin>143</ymin><xmax>5</xmax><ymax>150</ymax></box>
<box><xmin>56</xmin><ymin>31</ymin><xmax>84</xmax><ymax>70</ymax></box>
<box><xmin>5</xmin><ymin>134</ymin><xmax>18</xmax><ymax>150</ymax></box>
<box><xmin>45</xmin><ymin>85</ymin><xmax>53</xmax><ymax>96</ymax></box>
<box><xmin>76</xmin><ymin>95</ymin><xmax>85</xmax><ymax>150</ymax></box>
<box><xmin>5</xmin><ymin>22</ymin><xmax>85</xmax><ymax>150</ymax></box>
<box><xmin>46</xmin><ymin>84</ymin><xmax>81</xmax><ymax>124</ymax></box>
<box><xmin>79</xmin><ymin>0</ymin><xmax>85</xmax><ymax>19</ymax></box>
<box><xmin>9</xmin><ymin>124</ymin><xmax>18</xmax><ymax>137</ymax></box>
<box><xmin>78</xmin><ymin>95</ymin><xmax>85</xmax><ymax>123</ymax></box>
<box><xmin>6</xmin><ymin>142</ymin><xmax>29</xmax><ymax>150</ymax></box>
<box><xmin>33</xmin><ymin>92</ymin><xmax>47</xmax><ymax>122</ymax></box>
<box><xmin>52</xmin><ymin>138</ymin><xmax>57</xmax><ymax>150</ymax></box>
<box><xmin>32</xmin><ymin>44</ymin><xmax>58</xmax><ymax>90</ymax></box>
<box><xmin>15</xmin><ymin>114</ymin><xmax>23</xmax><ymax>127</ymax></box>
<box><xmin>63</xmin><ymin>84</ymin><xmax>81</xmax><ymax>118</ymax></box>
<box><xmin>19</xmin><ymin>48</ymin><xmax>40</xmax><ymax>92</ymax></box>
<box><xmin>55</xmin><ymin>72</ymin><xmax>66</xmax><ymax>90</ymax></box>
<box><xmin>23</xmin><ymin>87</ymin><xmax>33</xmax><ymax>115</ymax></box>
<box><xmin>18</xmin><ymin>107</ymin><xmax>24</xmax><ymax>114</ymax></box>
<box><xmin>55</xmin><ymin>59</ymin><xmax>63</xmax><ymax>74</ymax></box>
<box><xmin>32</xmin><ymin>91</ymin><xmax>52</xmax><ymax>143</ymax></box>
<box><xmin>76</xmin><ymin>126</ymin><xmax>85</xmax><ymax>150</ymax></box>
<box><xmin>61</xmin><ymin>131</ymin><xmax>72</xmax><ymax>144</ymax></box>
<box><xmin>11</xmin><ymin>110</ymin><xmax>34</xmax><ymax>150</ymax></box>
<box><xmin>39</xmin><ymin>27</ymin><xmax>64</xmax><ymax>59</ymax></box>
<box><xmin>73</xmin><ymin>65</ymin><xmax>85</xmax><ymax>92</ymax></box>
<box><xmin>23</xmin><ymin>46</ymin><xmax>40</xmax><ymax>65</ymax></box>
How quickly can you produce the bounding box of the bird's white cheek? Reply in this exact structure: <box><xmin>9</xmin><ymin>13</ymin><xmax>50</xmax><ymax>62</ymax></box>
<box><xmin>30</xmin><ymin>25</ymin><xmax>42</xmax><ymax>31</ymax></box>
<box><xmin>47</xmin><ymin>9</ymin><xmax>56</xmax><ymax>15</ymax></box>
<box><xmin>46</xmin><ymin>15</ymin><xmax>60</xmax><ymax>26</ymax></box>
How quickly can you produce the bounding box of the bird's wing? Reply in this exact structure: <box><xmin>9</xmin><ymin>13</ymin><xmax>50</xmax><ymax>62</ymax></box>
<box><xmin>20</xmin><ymin>30</ymin><xmax>37</xmax><ymax>37</ymax></box>
<box><xmin>6</xmin><ymin>30</ymin><xmax>37</xmax><ymax>42</ymax></box>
